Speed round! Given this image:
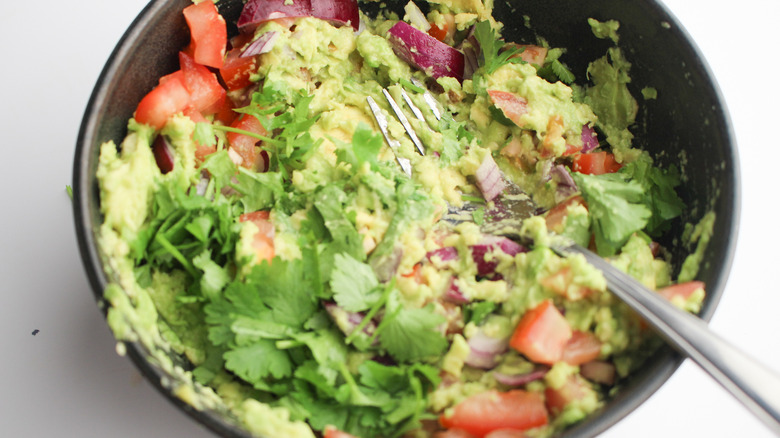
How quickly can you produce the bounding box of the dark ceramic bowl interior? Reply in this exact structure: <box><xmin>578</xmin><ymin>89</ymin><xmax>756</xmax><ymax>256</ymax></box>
<box><xmin>72</xmin><ymin>0</ymin><xmax>740</xmax><ymax>436</ymax></box>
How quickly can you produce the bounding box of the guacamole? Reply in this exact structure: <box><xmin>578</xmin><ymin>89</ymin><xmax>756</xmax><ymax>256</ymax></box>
<box><xmin>95</xmin><ymin>1</ymin><xmax>711</xmax><ymax>437</ymax></box>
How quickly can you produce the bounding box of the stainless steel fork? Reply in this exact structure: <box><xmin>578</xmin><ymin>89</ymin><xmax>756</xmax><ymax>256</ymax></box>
<box><xmin>367</xmin><ymin>80</ymin><xmax>780</xmax><ymax>435</ymax></box>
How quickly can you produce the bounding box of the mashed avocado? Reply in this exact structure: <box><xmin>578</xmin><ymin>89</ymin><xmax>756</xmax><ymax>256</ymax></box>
<box><xmin>94</xmin><ymin>2</ymin><xmax>713</xmax><ymax>437</ymax></box>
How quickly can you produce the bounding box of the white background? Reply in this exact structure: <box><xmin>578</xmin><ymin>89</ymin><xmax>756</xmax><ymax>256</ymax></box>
<box><xmin>1</xmin><ymin>0</ymin><xmax>778</xmax><ymax>437</ymax></box>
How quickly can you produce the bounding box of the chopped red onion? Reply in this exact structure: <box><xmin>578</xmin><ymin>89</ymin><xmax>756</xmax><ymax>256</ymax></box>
<box><xmin>465</xmin><ymin>329</ymin><xmax>510</xmax><ymax>369</ymax></box>
<box><xmin>493</xmin><ymin>368</ymin><xmax>549</xmax><ymax>386</ymax></box>
<box><xmin>550</xmin><ymin>164</ymin><xmax>578</xmax><ymax>202</ymax></box>
<box><xmin>152</xmin><ymin>135</ymin><xmax>175</xmax><ymax>174</ymax></box>
<box><xmin>238</xmin><ymin>0</ymin><xmax>360</xmax><ymax>34</ymax></box>
<box><xmin>426</xmin><ymin>246</ymin><xmax>459</xmax><ymax>266</ymax></box>
<box><xmin>471</xmin><ymin>236</ymin><xmax>527</xmax><ymax>276</ymax></box>
<box><xmin>581</xmin><ymin>124</ymin><xmax>599</xmax><ymax>153</ymax></box>
<box><xmin>443</xmin><ymin>279</ymin><xmax>469</xmax><ymax>304</ymax></box>
<box><xmin>240</xmin><ymin>31</ymin><xmax>279</xmax><ymax>58</ymax></box>
<box><xmin>387</xmin><ymin>21</ymin><xmax>465</xmax><ymax>81</ymax></box>
<box><xmin>474</xmin><ymin>154</ymin><xmax>506</xmax><ymax>201</ymax></box>
<box><xmin>403</xmin><ymin>1</ymin><xmax>430</xmax><ymax>32</ymax></box>
<box><xmin>323</xmin><ymin>301</ymin><xmax>377</xmax><ymax>337</ymax></box>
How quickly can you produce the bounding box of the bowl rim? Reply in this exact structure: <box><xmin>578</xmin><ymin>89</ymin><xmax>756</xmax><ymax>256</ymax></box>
<box><xmin>71</xmin><ymin>0</ymin><xmax>741</xmax><ymax>436</ymax></box>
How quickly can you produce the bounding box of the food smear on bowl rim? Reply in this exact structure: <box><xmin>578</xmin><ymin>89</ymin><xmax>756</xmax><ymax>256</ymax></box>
<box><xmin>93</xmin><ymin>0</ymin><xmax>715</xmax><ymax>437</ymax></box>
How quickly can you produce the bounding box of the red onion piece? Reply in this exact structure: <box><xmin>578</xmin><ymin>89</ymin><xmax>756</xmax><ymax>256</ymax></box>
<box><xmin>465</xmin><ymin>329</ymin><xmax>510</xmax><ymax>369</ymax></box>
<box><xmin>323</xmin><ymin>301</ymin><xmax>377</xmax><ymax>337</ymax></box>
<box><xmin>493</xmin><ymin>368</ymin><xmax>549</xmax><ymax>386</ymax></box>
<box><xmin>550</xmin><ymin>164</ymin><xmax>578</xmax><ymax>201</ymax></box>
<box><xmin>311</xmin><ymin>0</ymin><xmax>360</xmax><ymax>30</ymax></box>
<box><xmin>403</xmin><ymin>1</ymin><xmax>430</xmax><ymax>32</ymax></box>
<box><xmin>238</xmin><ymin>0</ymin><xmax>360</xmax><ymax>34</ymax></box>
<box><xmin>581</xmin><ymin>124</ymin><xmax>599</xmax><ymax>153</ymax></box>
<box><xmin>387</xmin><ymin>21</ymin><xmax>465</xmax><ymax>81</ymax></box>
<box><xmin>474</xmin><ymin>154</ymin><xmax>506</xmax><ymax>201</ymax></box>
<box><xmin>240</xmin><ymin>31</ymin><xmax>279</xmax><ymax>57</ymax></box>
<box><xmin>426</xmin><ymin>246</ymin><xmax>459</xmax><ymax>266</ymax></box>
<box><xmin>443</xmin><ymin>279</ymin><xmax>470</xmax><ymax>304</ymax></box>
<box><xmin>152</xmin><ymin>135</ymin><xmax>174</xmax><ymax>174</ymax></box>
<box><xmin>471</xmin><ymin>236</ymin><xmax>527</xmax><ymax>276</ymax></box>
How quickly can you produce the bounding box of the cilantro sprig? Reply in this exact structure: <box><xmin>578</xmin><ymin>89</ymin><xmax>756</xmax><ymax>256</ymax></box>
<box><xmin>572</xmin><ymin>156</ymin><xmax>684</xmax><ymax>256</ymax></box>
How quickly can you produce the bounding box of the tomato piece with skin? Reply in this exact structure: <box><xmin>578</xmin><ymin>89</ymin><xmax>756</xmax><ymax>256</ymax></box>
<box><xmin>544</xmin><ymin>196</ymin><xmax>586</xmax><ymax>233</ymax></box>
<box><xmin>135</xmin><ymin>71</ymin><xmax>191</xmax><ymax>129</ymax></box>
<box><xmin>657</xmin><ymin>281</ymin><xmax>705</xmax><ymax>302</ymax></box>
<box><xmin>487</xmin><ymin>90</ymin><xmax>528</xmax><ymax>127</ymax></box>
<box><xmin>183</xmin><ymin>0</ymin><xmax>227</xmax><ymax>69</ymax></box>
<box><xmin>220</xmin><ymin>48</ymin><xmax>258</xmax><ymax>91</ymax></box>
<box><xmin>509</xmin><ymin>300</ymin><xmax>573</xmax><ymax>365</ymax></box>
<box><xmin>545</xmin><ymin>375</ymin><xmax>594</xmax><ymax>416</ymax></box>
<box><xmin>179</xmin><ymin>51</ymin><xmax>227</xmax><ymax>115</ymax></box>
<box><xmin>508</xmin><ymin>44</ymin><xmax>548</xmax><ymax>66</ymax></box>
<box><xmin>439</xmin><ymin>390</ymin><xmax>548</xmax><ymax>438</ymax></box>
<box><xmin>572</xmin><ymin>151</ymin><xmax>622</xmax><ymax>175</ymax></box>
<box><xmin>561</xmin><ymin>330</ymin><xmax>602</xmax><ymax>365</ymax></box>
<box><xmin>239</xmin><ymin>211</ymin><xmax>274</xmax><ymax>265</ymax></box>
<box><xmin>227</xmin><ymin>114</ymin><xmax>269</xmax><ymax>170</ymax></box>
<box><xmin>323</xmin><ymin>426</ymin><xmax>358</xmax><ymax>438</ymax></box>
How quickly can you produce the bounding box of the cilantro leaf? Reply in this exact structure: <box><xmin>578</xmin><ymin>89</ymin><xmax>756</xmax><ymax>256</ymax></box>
<box><xmin>224</xmin><ymin>340</ymin><xmax>293</xmax><ymax>382</ymax></box>
<box><xmin>244</xmin><ymin>258</ymin><xmax>319</xmax><ymax>329</ymax></box>
<box><xmin>620</xmin><ymin>159</ymin><xmax>685</xmax><ymax>236</ymax></box>
<box><xmin>376</xmin><ymin>293</ymin><xmax>447</xmax><ymax>362</ymax></box>
<box><xmin>572</xmin><ymin>171</ymin><xmax>652</xmax><ymax>256</ymax></box>
<box><xmin>314</xmin><ymin>184</ymin><xmax>365</xmax><ymax>262</ymax></box>
<box><xmin>330</xmin><ymin>253</ymin><xmax>382</xmax><ymax>312</ymax></box>
<box><xmin>336</xmin><ymin>123</ymin><xmax>383</xmax><ymax>168</ymax></box>
<box><xmin>192</xmin><ymin>250</ymin><xmax>230</xmax><ymax>301</ymax></box>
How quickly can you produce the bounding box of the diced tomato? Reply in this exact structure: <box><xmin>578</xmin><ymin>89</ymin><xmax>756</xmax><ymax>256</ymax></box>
<box><xmin>434</xmin><ymin>429</ymin><xmax>476</xmax><ymax>438</ymax></box>
<box><xmin>179</xmin><ymin>51</ymin><xmax>227</xmax><ymax>115</ymax></box>
<box><xmin>572</xmin><ymin>151</ymin><xmax>622</xmax><ymax>175</ymax></box>
<box><xmin>439</xmin><ymin>390</ymin><xmax>548</xmax><ymax>438</ymax></box>
<box><xmin>509</xmin><ymin>300</ymin><xmax>572</xmax><ymax>365</ymax></box>
<box><xmin>560</xmin><ymin>330</ymin><xmax>602</xmax><ymax>366</ymax></box>
<box><xmin>487</xmin><ymin>90</ymin><xmax>528</xmax><ymax>127</ymax></box>
<box><xmin>239</xmin><ymin>210</ymin><xmax>274</xmax><ymax>265</ymax></box>
<box><xmin>657</xmin><ymin>281</ymin><xmax>705</xmax><ymax>302</ymax></box>
<box><xmin>540</xmin><ymin>115</ymin><xmax>564</xmax><ymax>156</ymax></box>
<box><xmin>323</xmin><ymin>426</ymin><xmax>358</xmax><ymax>438</ymax></box>
<box><xmin>220</xmin><ymin>48</ymin><xmax>258</xmax><ymax>91</ymax></box>
<box><xmin>183</xmin><ymin>0</ymin><xmax>227</xmax><ymax>69</ymax></box>
<box><xmin>212</xmin><ymin>96</ymin><xmax>238</xmax><ymax>126</ymax></box>
<box><xmin>544</xmin><ymin>196</ymin><xmax>586</xmax><ymax>233</ymax></box>
<box><xmin>227</xmin><ymin>114</ymin><xmax>269</xmax><ymax>170</ymax></box>
<box><xmin>428</xmin><ymin>23</ymin><xmax>448</xmax><ymax>42</ymax></box>
<box><xmin>540</xmin><ymin>266</ymin><xmax>595</xmax><ymax>301</ymax></box>
<box><xmin>544</xmin><ymin>375</ymin><xmax>594</xmax><ymax>416</ymax></box>
<box><xmin>135</xmin><ymin>71</ymin><xmax>191</xmax><ymax>129</ymax></box>
<box><xmin>507</xmin><ymin>44</ymin><xmax>548</xmax><ymax>66</ymax></box>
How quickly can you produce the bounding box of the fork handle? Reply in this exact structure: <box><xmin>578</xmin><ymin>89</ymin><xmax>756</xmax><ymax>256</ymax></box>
<box><xmin>561</xmin><ymin>243</ymin><xmax>780</xmax><ymax>435</ymax></box>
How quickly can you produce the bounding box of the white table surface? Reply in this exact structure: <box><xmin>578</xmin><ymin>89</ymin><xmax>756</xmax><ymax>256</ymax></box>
<box><xmin>2</xmin><ymin>0</ymin><xmax>778</xmax><ymax>436</ymax></box>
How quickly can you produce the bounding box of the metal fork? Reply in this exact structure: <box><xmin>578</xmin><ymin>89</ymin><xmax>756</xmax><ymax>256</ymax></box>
<box><xmin>367</xmin><ymin>81</ymin><xmax>780</xmax><ymax>434</ymax></box>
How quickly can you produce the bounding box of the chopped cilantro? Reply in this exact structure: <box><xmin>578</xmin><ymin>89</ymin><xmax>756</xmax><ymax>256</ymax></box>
<box><xmin>473</xmin><ymin>20</ymin><xmax>523</xmax><ymax>76</ymax></box>
<box><xmin>375</xmin><ymin>292</ymin><xmax>448</xmax><ymax>362</ymax></box>
<box><xmin>330</xmin><ymin>253</ymin><xmax>382</xmax><ymax>312</ymax></box>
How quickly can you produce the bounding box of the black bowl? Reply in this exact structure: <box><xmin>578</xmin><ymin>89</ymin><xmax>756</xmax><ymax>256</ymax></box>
<box><xmin>72</xmin><ymin>0</ymin><xmax>740</xmax><ymax>436</ymax></box>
